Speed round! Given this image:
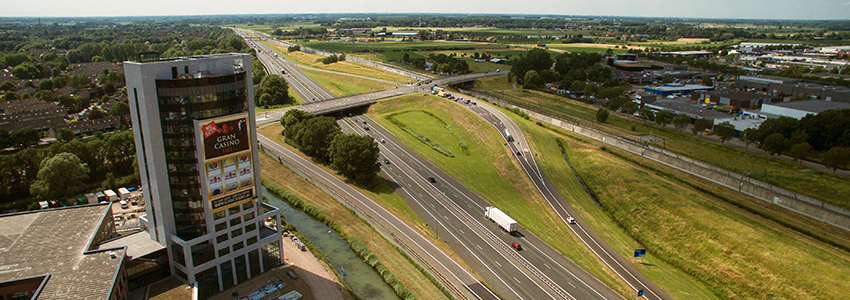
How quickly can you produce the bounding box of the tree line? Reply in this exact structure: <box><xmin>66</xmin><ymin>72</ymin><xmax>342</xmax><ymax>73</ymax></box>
<box><xmin>281</xmin><ymin>110</ymin><xmax>381</xmax><ymax>187</ymax></box>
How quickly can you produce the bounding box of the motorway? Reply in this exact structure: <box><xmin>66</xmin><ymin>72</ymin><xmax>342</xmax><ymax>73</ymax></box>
<box><xmin>234</xmin><ymin>27</ymin><xmax>671</xmax><ymax>300</ymax></box>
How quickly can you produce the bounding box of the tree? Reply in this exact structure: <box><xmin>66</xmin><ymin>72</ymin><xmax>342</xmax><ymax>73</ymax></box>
<box><xmin>789</xmin><ymin>143</ymin><xmax>811</xmax><ymax>164</ymax></box>
<box><xmin>596</xmin><ymin>108</ymin><xmax>610</xmax><ymax>123</ymax></box>
<box><xmin>741</xmin><ymin>128</ymin><xmax>759</xmax><ymax>149</ymax></box>
<box><xmin>38</xmin><ymin>79</ymin><xmax>53</xmax><ymax>91</ymax></box>
<box><xmin>701</xmin><ymin>75</ymin><xmax>713</xmax><ymax>86</ymax></box>
<box><xmin>3</xmin><ymin>91</ymin><xmax>16</xmax><ymax>101</ymax></box>
<box><xmin>11</xmin><ymin>63</ymin><xmax>41</xmax><ymax>79</ymax></box>
<box><xmin>273</xmin><ymin>29</ymin><xmax>284</xmax><ymax>36</ymax></box>
<box><xmin>715</xmin><ymin>121</ymin><xmax>736</xmax><ymax>144</ymax></box>
<box><xmin>294</xmin><ymin>116</ymin><xmax>340</xmax><ymax>163</ymax></box>
<box><xmin>10</xmin><ymin>127</ymin><xmax>40</xmax><ymax>149</ymax></box>
<box><xmin>761</xmin><ymin>133</ymin><xmax>791</xmax><ymax>156</ymax></box>
<box><xmin>522</xmin><ymin>70</ymin><xmax>542</xmax><ymax>88</ymax></box>
<box><xmin>29</xmin><ymin>152</ymin><xmax>89</xmax><ymax>200</ymax></box>
<box><xmin>622</xmin><ymin>101</ymin><xmax>639</xmax><ymax>115</ymax></box>
<box><xmin>418</xmin><ymin>30</ymin><xmax>429</xmax><ymax>41</ymax></box>
<box><xmin>109</xmin><ymin>102</ymin><xmax>129</xmax><ymax>116</ymax></box>
<box><xmin>655</xmin><ymin>110</ymin><xmax>673</xmax><ymax>127</ymax></box>
<box><xmin>255</xmin><ymin>75</ymin><xmax>292</xmax><ymax>106</ymax></box>
<box><xmin>692</xmin><ymin>118</ymin><xmax>713</xmax><ymax>137</ymax></box>
<box><xmin>0</xmin><ymin>81</ymin><xmax>14</xmax><ymax>91</ymax></box>
<box><xmin>512</xmin><ymin>48</ymin><xmax>554</xmax><ymax>84</ymax></box>
<box><xmin>637</xmin><ymin>107</ymin><xmax>654</xmax><ymax>123</ymax></box>
<box><xmin>822</xmin><ymin>147</ymin><xmax>850</xmax><ymax>173</ymax></box>
<box><xmin>329</xmin><ymin>133</ymin><xmax>381</xmax><ymax>187</ymax></box>
<box><xmin>58</xmin><ymin>128</ymin><xmax>75</xmax><ymax>143</ymax></box>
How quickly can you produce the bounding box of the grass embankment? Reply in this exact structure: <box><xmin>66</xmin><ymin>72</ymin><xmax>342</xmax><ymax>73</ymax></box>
<box><xmin>558</xmin><ymin>134</ymin><xmax>850</xmax><ymax>300</ymax></box>
<box><xmin>473</xmin><ymin>75</ymin><xmax>850</xmax><ymax>211</ymax></box>
<box><xmin>258</xmin><ymin>152</ymin><xmax>451</xmax><ymax>300</ymax></box>
<box><xmin>299</xmin><ymin>40</ymin><xmax>506</xmax><ymax>53</ymax></box>
<box><xmin>367</xmin><ymin>94</ymin><xmax>638</xmax><ymax>298</ymax></box>
<box><xmin>299</xmin><ymin>68</ymin><xmax>393</xmax><ymax>97</ymax></box>
<box><xmin>262</xmin><ymin>41</ymin><xmax>415</xmax><ymax>84</ymax></box>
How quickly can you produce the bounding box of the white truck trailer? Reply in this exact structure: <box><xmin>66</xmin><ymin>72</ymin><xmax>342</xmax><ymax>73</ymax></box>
<box><xmin>117</xmin><ymin>188</ymin><xmax>131</xmax><ymax>200</ymax></box>
<box><xmin>484</xmin><ymin>206</ymin><xmax>517</xmax><ymax>233</ymax></box>
<box><xmin>503</xmin><ymin>128</ymin><xmax>513</xmax><ymax>142</ymax></box>
<box><xmin>103</xmin><ymin>189</ymin><xmax>118</xmax><ymax>202</ymax></box>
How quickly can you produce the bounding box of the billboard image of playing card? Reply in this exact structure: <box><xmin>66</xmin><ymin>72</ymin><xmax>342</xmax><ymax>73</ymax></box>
<box><xmin>196</xmin><ymin>113</ymin><xmax>256</xmax><ymax>213</ymax></box>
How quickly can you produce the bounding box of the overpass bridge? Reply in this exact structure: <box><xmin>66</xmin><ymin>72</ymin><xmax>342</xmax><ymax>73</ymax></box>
<box><xmin>299</xmin><ymin>71</ymin><xmax>505</xmax><ymax>115</ymax></box>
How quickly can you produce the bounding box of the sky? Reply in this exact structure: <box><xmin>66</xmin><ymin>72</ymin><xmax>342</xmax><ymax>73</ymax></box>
<box><xmin>2</xmin><ymin>0</ymin><xmax>850</xmax><ymax>20</ymax></box>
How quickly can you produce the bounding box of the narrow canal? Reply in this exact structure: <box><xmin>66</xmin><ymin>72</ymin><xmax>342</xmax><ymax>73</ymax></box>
<box><xmin>261</xmin><ymin>186</ymin><xmax>399</xmax><ymax>300</ymax></box>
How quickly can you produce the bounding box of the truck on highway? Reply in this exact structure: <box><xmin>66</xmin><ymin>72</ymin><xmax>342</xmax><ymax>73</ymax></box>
<box><xmin>485</xmin><ymin>206</ymin><xmax>517</xmax><ymax>233</ymax></box>
<box><xmin>503</xmin><ymin>128</ymin><xmax>513</xmax><ymax>142</ymax></box>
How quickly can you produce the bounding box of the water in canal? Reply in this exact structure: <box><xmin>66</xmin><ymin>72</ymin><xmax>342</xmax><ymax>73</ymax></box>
<box><xmin>261</xmin><ymin>186</ymin><xmax>399</xmax><ymax>300</ymax></box>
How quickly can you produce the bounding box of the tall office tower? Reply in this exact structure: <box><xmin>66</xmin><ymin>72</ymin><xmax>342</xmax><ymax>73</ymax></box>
<box><xmin>124</xmin><ymin>53</ymin><xmax>282</xmax><ymax>298</ymax></box>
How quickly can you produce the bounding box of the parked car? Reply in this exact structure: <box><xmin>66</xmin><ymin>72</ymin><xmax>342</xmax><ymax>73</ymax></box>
<box><xmin>428</xmin><ymin>176</ymin><xmax>436</xmax><ymax>183</ymax></box>
<box><xmin>511</xmin><ymin>242</ymin><xmax>522</xmax><ymax>250</ymax></box>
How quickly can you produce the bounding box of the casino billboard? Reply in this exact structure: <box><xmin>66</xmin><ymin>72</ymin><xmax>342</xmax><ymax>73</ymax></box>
<box><xmin>195</xmin><ymin>112</ymin><xmax>255</xmax><ymax>213</ymax></box>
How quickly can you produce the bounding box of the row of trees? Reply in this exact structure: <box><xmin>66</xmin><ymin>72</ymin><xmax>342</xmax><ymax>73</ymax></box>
<box><xmin>401</xmin><ymin>52</ymin><xmax>469</xmax><ymax>74</ymax></box>
<box><xmin>281</xmin><ymin>110</ymin><xmax>381</xmax><ymax>187</ymax></box>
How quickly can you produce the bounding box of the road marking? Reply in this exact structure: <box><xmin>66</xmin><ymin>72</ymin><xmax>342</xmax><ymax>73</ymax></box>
<box><xmin>544</xmin><ymin>263</ymin><xmax>551</xmax><ymax>270</ymax></box>
<box><xmin>495</xmin><ymin>261</ymin><xmax>501</xmax><ymax>267</ymax></box>
<box><xmin>513</xmin><ymin>277</ymin><xmax>520</xmax><ymax>284</ymax></box>
<box><xmin>476</xmin><ymin>244</ymin><xmax>482</xmax><ymax>250</ymax></box>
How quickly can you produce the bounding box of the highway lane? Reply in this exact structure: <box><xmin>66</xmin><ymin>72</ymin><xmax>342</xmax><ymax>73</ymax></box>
<box><xmin>257</xmin><ymin>133</ymin><xmax>499</xmax><ymax>300</ymax></box>
<box><xmin>461</xmin><ymin>94</ymin><xmax>674</xmax><ymax>300</ymax></box>
<box><xmin>343</xmin><ymin>114</ymin><xmax>629</xmax><ymax>300</ymax></box>
<box><xmin>340</xmin><ymin>118</ymin><xmax>569</xmax><ymax>300</ymax></box>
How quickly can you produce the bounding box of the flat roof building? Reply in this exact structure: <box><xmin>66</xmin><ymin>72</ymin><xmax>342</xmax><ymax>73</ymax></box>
<box><xmin>124</xmin><ymin>53</ymin><xmax>282</xmax><ymax>299</ymax></box>
<box><xmin>760</xmin><ymin>100</ymin><xmax>850</xmax><ymax>120</ymax></box>
<box><xmin>645</xmin><ymin>83</ymin><xmax>714</xmax><ymax>96</ymax></box>
<box><xmin>0</xmin><ymin>204</ymin><xmax>128</xmax><ymax>300</ymax></box>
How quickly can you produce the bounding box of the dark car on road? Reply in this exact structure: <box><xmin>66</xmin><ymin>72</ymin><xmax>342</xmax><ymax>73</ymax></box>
<box><xmin>427</xmin><ymin>176</ymin><xmax>436</xmax><ymax>183</ymax></box>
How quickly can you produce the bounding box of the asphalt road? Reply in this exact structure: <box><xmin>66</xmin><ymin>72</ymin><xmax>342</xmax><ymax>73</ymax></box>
<box><xmin>461</xmin><ymin>94</ymin><xmax>674</xmax><ymax>300</ymax></box>
<box><xmin>257</xmin><ymin>133</ymin><xmax>499</xmax><ymax>300</ymax></box>
<box><xmin>341</xmin><ymin>116</ymin><xmax>623</xmax><ymax>300</ymax></box>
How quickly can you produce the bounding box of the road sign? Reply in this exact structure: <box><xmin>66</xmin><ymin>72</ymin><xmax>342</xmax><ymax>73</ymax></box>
<box><xmin>634</xmin><ymin>248</ymin><xmax>646</xmax><ymax>258</ymax></box>
<box><xmin>638</xmin><ymin>289</ymin><xmax>644</xmax><ymax>297</ymax></box>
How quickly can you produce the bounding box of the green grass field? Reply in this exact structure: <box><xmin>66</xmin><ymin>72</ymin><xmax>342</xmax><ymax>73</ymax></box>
<box><xmin>299</xmin><ymin>68</ymin><xmax>394</xmax><ymax>97</ymax></box>
<box><xmin>473</xmin><ymin>75</ymin><xmax>850</xmax><ymax>211</ymax></box>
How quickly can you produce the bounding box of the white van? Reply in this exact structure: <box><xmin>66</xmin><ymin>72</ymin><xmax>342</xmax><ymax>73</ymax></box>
<box><xmin>119</xmin><ymin>200</ymin><xmax>129</xmax><ymax>209</ymax></box>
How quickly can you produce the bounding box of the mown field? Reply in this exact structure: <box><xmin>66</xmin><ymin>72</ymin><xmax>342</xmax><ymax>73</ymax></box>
<box><xmin>472</xmin><ymin>75</ymin><xmax>850</xmax><ymax>211</ymax></box>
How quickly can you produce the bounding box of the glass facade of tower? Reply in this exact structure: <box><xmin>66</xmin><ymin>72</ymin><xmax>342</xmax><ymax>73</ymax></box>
<box><xmin>155</xmin><ymin>73</ymin><xmax>248</xmax><ymax>241</ymax></box>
